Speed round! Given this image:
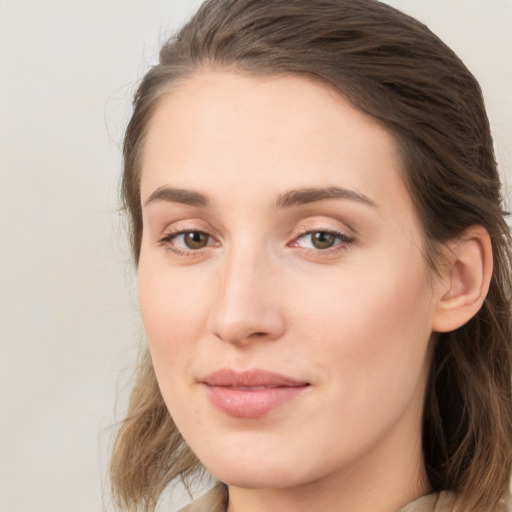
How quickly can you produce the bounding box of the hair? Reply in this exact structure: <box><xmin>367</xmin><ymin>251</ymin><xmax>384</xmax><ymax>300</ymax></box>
<box><xmin>110</xmin><ymin>1</ymin><xmax>512</xmax><ymax>511</ymax></box>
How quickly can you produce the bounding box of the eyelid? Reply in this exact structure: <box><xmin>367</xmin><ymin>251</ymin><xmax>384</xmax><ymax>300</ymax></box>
<box><xmin>160</xmin><ymin>228</ymin><xmax>217</xmax><ymax>243</ymax></box>
<box><xmin>287</xmin><ymin>219</ymin><xmax>355</xmax><ymax>255</ymax></box>
<box><xmin>155</xmin><ymin>217</ymin><xmax>355</xmax><ymax>257</ymax></box>
<box><xmin>290</xmin><ymin>218</ymin><xmax>354</xmax><ymax>241</ymax></box>
<box><xmin>161</xmin><ymin>230</ymin><xmax>216</xmax><ymax>245</ymax></box>
<box><xmin>155</xmin><ymin>216</ymin><xmax>222</xmax><ymax>241</ymax></box>
<box><xmin>157</xmin><ymin>220</ymin><xmax>221</xmax><ymax>257</ymax></box>
<box><xmin>290</xmin><ymin>229</ymin><xmax>353</xmax><ymax>248</ymax></box>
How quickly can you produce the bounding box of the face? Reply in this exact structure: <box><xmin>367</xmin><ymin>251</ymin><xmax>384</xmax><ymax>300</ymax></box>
<box><xmin>138</xmin><ymin>72</ymin><xmax>441</xmax><ymax>493</ymax></box>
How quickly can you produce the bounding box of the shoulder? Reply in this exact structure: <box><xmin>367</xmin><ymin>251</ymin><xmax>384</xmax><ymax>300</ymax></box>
<box><xmin>177</xmin><ymin>488</ymin><xmax>512</xmax><ymax>512</ymax></box>
<box><xmin>398</xmin><ymin>491</ymin><xmax>511</xmax><ymax>512</ymax></box>
<box><xmin>397</xmin><ymin>491</ymin><xmax>454</xmax><ymax>512</ymax></box>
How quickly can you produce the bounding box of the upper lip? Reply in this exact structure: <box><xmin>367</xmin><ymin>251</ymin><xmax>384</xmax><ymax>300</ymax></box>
<box><xmin>201</xmin><ymin>368</ymin><xmax>309</xmax><ymax>388</ymax></box>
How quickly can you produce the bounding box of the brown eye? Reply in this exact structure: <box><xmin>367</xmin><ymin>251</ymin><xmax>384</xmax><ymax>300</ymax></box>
<box><xmin>310</xmin><ymin>231</ymin><xmax>336</xmax><ymax>249</ymax></box>
<box><xmin>183</xmin><ymin>231</ymin><xmax>210</xmax><ymax>249</ymax></box>
<box><xmin>292</xmin><ymin>229</ymin><xmax>352</xmax><ymax>252</ymax></box>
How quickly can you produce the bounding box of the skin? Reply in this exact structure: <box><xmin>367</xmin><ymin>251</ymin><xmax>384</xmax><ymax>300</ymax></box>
<box><xmin>137</xmin><ymin>72</ymin><xmax>451</xmax><ymax>512</ymax></box>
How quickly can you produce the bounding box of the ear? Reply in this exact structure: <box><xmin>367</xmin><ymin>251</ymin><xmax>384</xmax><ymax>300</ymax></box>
<box><xmin>432</xmin><ymin>225</ymin><xmax>493</xmax><ymax>333</ymax></box>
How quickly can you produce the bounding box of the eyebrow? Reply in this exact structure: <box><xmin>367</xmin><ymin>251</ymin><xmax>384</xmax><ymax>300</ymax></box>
<box><xmin>144</xmin><ymin>186</ymin><xmax>209</xmax><ymax>207</ymax></box>
<box><xmin>274</xmin><ymin>186</ymin><xmax>376</xmax><ymax>209</ymax></box>
<box><xmin>143</xmin><ymin>185</ymin><xmax>376</xmax><ymax>209</ymax></box>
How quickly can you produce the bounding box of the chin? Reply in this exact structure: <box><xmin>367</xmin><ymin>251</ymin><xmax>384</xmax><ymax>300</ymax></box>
<box><xmin>206</xmin><ymin>462</ymin><xmax>306</xmax><ymax>490</ymax></box>
<box><xmin>191</xmin><ymin>440</ymin><xmax>319</xmax><ymax>491</ymax></box>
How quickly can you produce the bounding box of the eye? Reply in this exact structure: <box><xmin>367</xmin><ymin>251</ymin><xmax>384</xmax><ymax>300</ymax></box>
<box><xmin>179</xmin><ymin>231</ymin><xmax>210</xmax><ymax>249</ymax></box>
<box><xmin>294</xmin><ymin>230</ymin><xmax>352</xmax><ymax>250</ymax></box>
<box><xmin>160</xmin><ymin>230</ymin><xmax>215</xmax><ymax>252</ymax></box>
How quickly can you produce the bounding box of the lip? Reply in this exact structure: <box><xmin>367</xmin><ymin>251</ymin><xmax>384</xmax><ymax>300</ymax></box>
<box><xmin>200</xmin><ymin>368</ymin><xmax>310</xmax><ymax>418</ymax></box>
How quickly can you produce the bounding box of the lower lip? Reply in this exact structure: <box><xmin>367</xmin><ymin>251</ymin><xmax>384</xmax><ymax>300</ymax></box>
<box><xmin>203</xmin><ymin>385</ymin><xmax>308</xmax><ymax>418</ymax></box>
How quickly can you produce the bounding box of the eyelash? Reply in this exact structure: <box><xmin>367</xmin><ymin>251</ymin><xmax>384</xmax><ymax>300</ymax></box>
<box><xmin>158</xmin><ymin>228</ymin><xmax>354</xmax><ymax>257</ymax></box>
<box><xmin>158</xmin><ymin>230</ymin><xmax>218</xmax><ymax>257</ymax></box>
<box><xmin>290</xmin><ymin>229</ymin><xmax>354</xmax><ymax>254</ymax></box>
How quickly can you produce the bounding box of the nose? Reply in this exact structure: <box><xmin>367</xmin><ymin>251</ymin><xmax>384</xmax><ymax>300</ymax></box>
<box><xmin>206</xmin><ymin>247</ymin><xmax>286</xmax><ymax>346</ymax></box>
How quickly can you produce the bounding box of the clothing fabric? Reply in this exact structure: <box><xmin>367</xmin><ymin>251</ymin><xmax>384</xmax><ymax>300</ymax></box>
<box><xmin>178</xmin><ymin>483</ymin><xmax>462</xmax><ymax>512</ymax></box>
<box><xmin>178</xmin><ymin>483</ymin><xmax>227</xmax><ymax>512</ymax></box>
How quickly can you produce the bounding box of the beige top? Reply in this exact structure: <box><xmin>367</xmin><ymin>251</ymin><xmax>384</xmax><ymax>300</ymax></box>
<box><xmin>178</xmin><ymin>484</ymin><xmax>462</xmax><ymax>512</ymax></box>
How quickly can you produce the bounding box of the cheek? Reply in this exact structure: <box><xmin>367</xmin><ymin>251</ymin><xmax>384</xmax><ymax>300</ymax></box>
<box><xmin>137</xmin><ymin>257</ymin><xmax>214</xmax><ymax>384</ymax></box>
<box><xmin>137</xmin><ymin>259</ymin><xmax>217</xmax><ymax>433</ymax></box>
<box><xmin>289</xmin><ymin>254</ymin><xmax>434</xmax><ymax>406</ymax></box>
<box><xmin>139</xmin><ymin>253</ymin><xmax>210</xmax><ymax>332</ymax></box>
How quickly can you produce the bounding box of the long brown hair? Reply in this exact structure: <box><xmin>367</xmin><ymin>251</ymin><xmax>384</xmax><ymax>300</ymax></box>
<box><xmin>111</xmin><ymin>1</ymin><xmax>512</xmax><ymax>511</ymax></box>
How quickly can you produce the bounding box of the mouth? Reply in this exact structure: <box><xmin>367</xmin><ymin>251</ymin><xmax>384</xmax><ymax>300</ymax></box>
<box><xmin>200</xmin><ymin>368</ymin><xmax>311</xmax><ymax>418</ymax></box>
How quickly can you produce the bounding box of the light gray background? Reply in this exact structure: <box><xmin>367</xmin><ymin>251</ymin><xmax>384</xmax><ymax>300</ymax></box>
<box><xmin>1</xmin><ymin>1</ymin><xmax>511</xmax><ymax>511</ymax></box>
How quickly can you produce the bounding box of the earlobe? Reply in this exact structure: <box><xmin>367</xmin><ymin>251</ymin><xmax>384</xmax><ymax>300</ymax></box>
<box><xmin>432</xmin><ymin>225</ymin><xmax>493</xmax><ymax>333</ymax></box>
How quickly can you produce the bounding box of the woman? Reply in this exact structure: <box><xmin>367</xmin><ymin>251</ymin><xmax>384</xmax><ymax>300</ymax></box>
<box><xmin>110</xmin><ymin>1</ymin><xmax>512</xmax><ymax>511</ymax></box>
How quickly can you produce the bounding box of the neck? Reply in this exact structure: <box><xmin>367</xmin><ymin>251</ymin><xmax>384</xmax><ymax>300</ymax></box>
<box><xmin>226</xmin><ymin>419</ymin><xmax>430</xmax><ymax>512</ymax></box>
<box><xmin>228</xmin><ymin>462</ymin><xmax>429</xmax><ymax>512</ymax></box>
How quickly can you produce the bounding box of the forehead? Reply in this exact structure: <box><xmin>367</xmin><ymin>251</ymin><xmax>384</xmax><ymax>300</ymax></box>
<box><xmin>140</xmin><ymin>71</ymin><xmax>413</xmax><ymax>222</ymax></box>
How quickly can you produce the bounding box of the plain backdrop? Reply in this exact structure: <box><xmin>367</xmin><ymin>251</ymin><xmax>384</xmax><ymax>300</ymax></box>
<box><xmin>0</xmin><ymin>1</ymin><xmax>510</xmax><ymax>511</ymax></box>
